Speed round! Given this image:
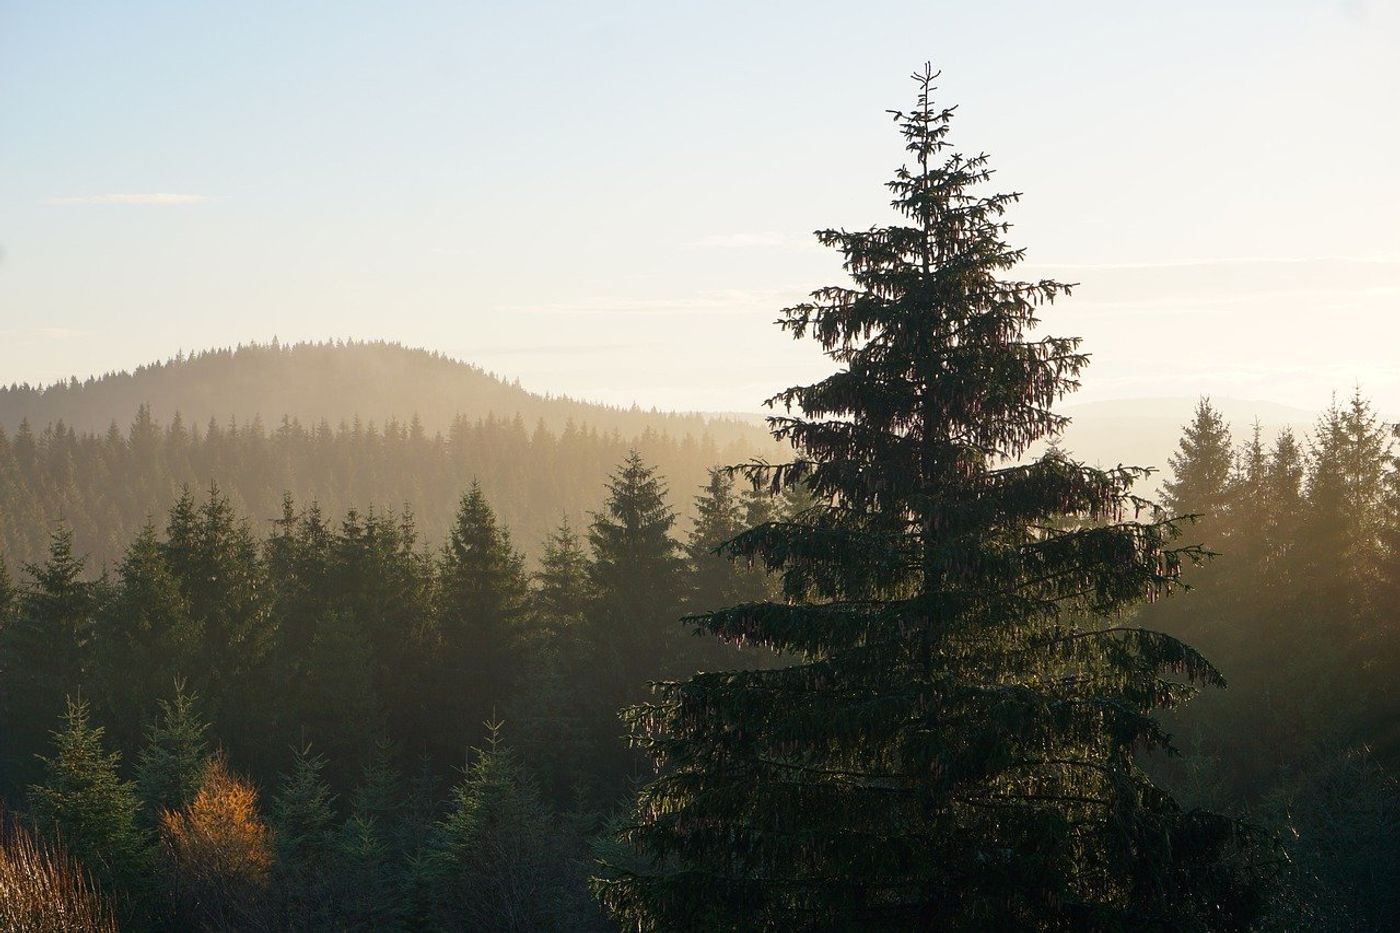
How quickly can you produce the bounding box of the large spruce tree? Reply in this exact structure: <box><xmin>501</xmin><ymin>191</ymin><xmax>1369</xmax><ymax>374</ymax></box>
<box><xmin>596</xmin><ymin>66</ymin><xmax>1271</xmax><ymax>929</ymax></box>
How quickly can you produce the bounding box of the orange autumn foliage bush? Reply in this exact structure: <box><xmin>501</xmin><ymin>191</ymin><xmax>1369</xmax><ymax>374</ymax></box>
<box><xmin>0</xmin><ymin>810</ymin><xmax>118</xmax><ymax>933</ymax></box>
<box><xmin>158</xmin><ymin>755</ymin><xmax>272</xmax><ymax>927</ymax></box>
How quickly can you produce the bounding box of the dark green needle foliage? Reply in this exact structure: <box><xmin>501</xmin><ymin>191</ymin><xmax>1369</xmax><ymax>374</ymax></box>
<box><xmin>94</xmin><ymin>524</ymin><xmax>199</xmax><ymax>759</ymax></box>
<box><xmin>0</xmin><ymin>557</ymin><xmax>14</xmax><ymax>626</ymax></box>
<box><xmin>1164</xmin><ymin>399</ymin><xmax>1235</xmax><ymax>526</ymax></box>
<box><xmin>586</xmin><ymin>451</ymin><xmax>686</xmax><ymax>693</ymax></box>
<box><xmin>271</xmin><ymin>742</ymin><xmax>339</xmax><ymax>927</ymax></box>
<box><xmin>28</xmin><ymin>695</ymin><xmax>151</xmax><ymax>912</ymax></box>
<box><xmin>422</xmin><ymin>721</ymin><xmax>597</xmax><ymax>931</ymax></box>
<box><xmin>686</xmin><ymin>468</ymin><xmax>769</xmax><ymax>615</ymax></box>
<box><xmin>430</xmin><ymin>482</ymin><xmax>529</xmax><ymax>759</ymax></box>
<box><xmin>134</xmin><ymin>679</ymin><xmax>211</xmax><ymax>816</ymax></box>
<box><xmin>0</xmin><ymin>526</ymin><xmax>97</xmax><ymax>793</ymax></box>
<box><xmin>596</xmin><ymin>66</ymin><xmax>1273</xmax><ymax>931</ymax></box>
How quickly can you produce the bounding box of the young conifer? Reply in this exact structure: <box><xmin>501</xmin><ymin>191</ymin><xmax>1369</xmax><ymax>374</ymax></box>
<box><xmin>135</xmin><ymin>679</ymin><xmax>211</xmax><ymax>817</ymax></box>
<box><xmin>0</xmin><ymin>527</ymin><xmax>96</xmax><ymax>790</ymax></box>
<box><xmin>28</xmin><ymin>695</ymin><xmax>150</xmax><ymax>903</ymax></box>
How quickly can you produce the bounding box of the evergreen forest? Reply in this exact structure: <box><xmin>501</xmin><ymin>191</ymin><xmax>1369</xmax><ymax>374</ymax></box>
<box><xmin>1</xmin><ymin>67</ymin><xmax>1393</xmax><ymax>931</ymax></box>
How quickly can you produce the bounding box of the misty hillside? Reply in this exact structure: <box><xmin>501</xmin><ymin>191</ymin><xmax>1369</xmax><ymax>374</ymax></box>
<box><xmin>0</xmin><ymin>341</ymin><xmax>785</xmax><ymax>571</ymax></box>
<box><xmin>0</xmin><ymin>339</ymin><xmax>1327</xmax><ymax>573</ymax></box>
<box><xmin>0</xmin><ymin>340</ymin><xmax>774</xmax><ymax>448</ymax></box>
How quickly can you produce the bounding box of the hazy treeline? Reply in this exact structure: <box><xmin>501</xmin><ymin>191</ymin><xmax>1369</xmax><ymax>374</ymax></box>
<box><xmin>0</xmin><ymin>340</ymin><xmax>772</xmax><ymax>444</ymax></box>
<box><xmin>1144</xmin><ymin>391</ymin><xmax>1400</xmax><ymax>930</ymax></box>
<box><xmin>0</xmin><ymin>452</ymin><xmax>799</xmax><ymax>928</ymax></box>
<box><xmin>0</xmin><ymin>405</ymin><xmax>766</xmax><ymax>573</ymax></box>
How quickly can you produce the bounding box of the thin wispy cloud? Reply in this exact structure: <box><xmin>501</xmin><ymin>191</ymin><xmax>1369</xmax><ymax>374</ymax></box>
<box><xmin>507</xmin><ymin>287</ymin><xmax>807</xmax><ymax>316</ymax></box>
<box><xmin>1025</xmin><ymin>255</ymin><xmax>1400</xmax><ymax>271</ymax></box>
<box><xmin>42</xmin><ymin>193</ymin><xmax>212</xmax><ymax>206</ymax></box>
<box><xmin>1069</xmin><ymin>285</ymin><xmax>1400</xmax><ymax>314</ymax></box>
<box><xmin>471</xmin><ymin>342</ymin><xmax>654</xmax><ymax>357</ymax></box>
<box><xmin>689</xmin><ymin>232</ymin><xmax>821</xmax><ymax>251</ymax></box>
<box><xmin>0</xmin><ymin>326</ymin><xmax>95</xmax><ymax>340</ymax></box>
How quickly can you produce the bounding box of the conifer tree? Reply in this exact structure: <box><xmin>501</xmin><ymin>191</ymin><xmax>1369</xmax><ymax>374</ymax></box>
<box><xmin>272</xmin><ymin>743</ymin><xmax>338</xmax><ymax>872</ymax></box>
<box><xmin>134</xmin><ymin>680</ymin><xmax>211</xmax><ymax>817</ymax></box>
<box><xmin>425</xmin><ymin>721</ymin><xmax>585</xmax><ymax>930</ymax></box>
<box><xmin>1379</xmin><ymin>424</ymin><xmax>1400</xmax><ymax>609</ymax></box>
<box><xmin>1232</xmin><ymin>423</ymin><xmax>1267</xmax><ymax>534</ymax></box>
<box><xmin>518</xmin><ymin>520</ymin><xmax>595</xmax><ymax>801</ymax></box>
<box><xmin>739</xmin><ymin>483</ymin><xmax>777</xmax><ymax>532</ymax></box>
<box><xmin>586</xmin><ymin>451</ymin><xmax>685</xmax><ymax>692</ymax></box>
<box><xmin>1152</xmin><ymin>400</ymin><xmax>1238</xmax><ymax>647</ymax></box>
<box><xmin>579</xmin><ymin>452</ymin><xmax>687</xmax><ymax>788</ymax></box>
<box><xmin>158</xmin><ymin>754</ymin><xmax>273</xmax><ymax>929</ymax></box>
<box><xmin>1164</xmin><ymin>397</ymin><xmax>1234</xmax><ymax>526</ymax></box>
<box><xmin>28</xmin><ymin>695</ymin><xmax>150</xmax><ymax>904</ymax></box>
<box><xmin>685</xmin><ymin>468</ymin><xmax>766</xmax><ymax>615</ymax></box>
<box><xmin>431</xmin><ymin>482</ymin><xmax>528</xmax><ymax>759</ymax></box>
<box><xmin>302</xmin><ymin>609</ymin><xmax>382</xmax><ymax>783</ymax></box>
<box><xmin>0</xmin><ymin>556</ymin><xmax>13</xmax><ymax>626</ymax></box>
<box><xmin>271</xmin><ymin>743</ymin><xmax>339</xmax><ymax>926</ymax></box>
<box><xmin>330</xmin><ymin>505</ymin><xmax>433</xmax><ymax>758</ymax></box>
<box><xmin>335</xmin><ymin>736</ymin><xmax>412</xmax><ymax>926</ymax></box>
<box><xmin>265</xmin><ymin>495</ymin><xmax>332</xmax><ymax>693</ymax></box>
<box><xmin>682</xmin><ymin>469</ymin><xmax>773</xmax><ymax>673</ymax></box>
<box><xmin>596</xmin><ymin>66</ymin><xmax>1271</xmax><ymax>929</ymax></box>
<box><xmin>0</xmin><ymin>526</ymin><xmax>95</xmax><ymax>791</ymax></box>
<box><xmin>334</xmin><ymin>810</ymin><xmax>407</xmax><ymax>930</ymax></box>
<box><xmin>1301</xmin><ymin>391</ymin><xmax>1389</xmax><ymax>627</ymax></box>
<box><xmin>94</xmin><ymin>523</ymin><xmax>198</xmax><ymax>757</ymax></box>
<box><xmin>349</xmin><ymin>735</ymin><xmax>404</xmax><ymax>833</ymax></box>
<box><xmin>162</xmin><ymin>485</ymin><xmax>272</xmax><ymax>761</ymax></box>
<box><xmin>532</xmin><ymin>519</ymin><xmax>592</xmax><ymax>637</ymax></box>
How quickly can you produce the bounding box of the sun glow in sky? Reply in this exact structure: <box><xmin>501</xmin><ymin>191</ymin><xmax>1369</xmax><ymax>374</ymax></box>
<box><xmin>1</xmin><ymin>1</ymin><xmax>1397</xmax><ymax>415</ymax></box>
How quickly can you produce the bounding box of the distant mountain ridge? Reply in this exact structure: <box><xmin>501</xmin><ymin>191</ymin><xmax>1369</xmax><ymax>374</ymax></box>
<box><xmin>0</xmin><ymin>340</ymin><xmax>783</xmax><ymax>572</ymax></box>
<box><xmin>0</xmin><ymin>340</ymin><xmax>773</xmax><ymax>449</ymax></box>
<box><xmin>0</xmin><ymin>341</ymin><xmax>1321</xmax><ymax>479</ymax></box>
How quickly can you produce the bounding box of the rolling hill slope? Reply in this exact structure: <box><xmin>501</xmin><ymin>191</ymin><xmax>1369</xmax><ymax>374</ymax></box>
<box><xmin>0</xmin><ymin>339</ymin><xmax>772</xmax><ymax>445</ymax></box>
<box><xmin>0</xmin><ymin>341</ymin><xmax>781</xmax><ymax>571</ymax></box>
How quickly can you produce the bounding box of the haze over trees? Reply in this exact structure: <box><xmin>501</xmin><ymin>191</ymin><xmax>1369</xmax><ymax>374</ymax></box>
<box><xmin>1143</xmin><ymin>392</ymin><xmax>1400</xmax><ymax>930</ymax></box>
<box><xmin>0</xmin><ymin>436</ymin><xmax>809</xmax><ymax>927</ymax></box>
<box><xmin>0</xmin><ymin>340</ymin><xmax>772</xmax><ymax>442</ymax></box>
<box><xmin>0</xmin><ymin>341</ymin><xmax>777</xmax><ymax>572</ymax></box>
<box><xmin>3</xmin><ymin>63</ymin><xmax>1393</xmax><ymax>932</ymax></box>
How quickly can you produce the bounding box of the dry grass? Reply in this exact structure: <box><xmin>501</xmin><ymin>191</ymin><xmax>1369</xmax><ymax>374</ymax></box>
<box><xmin>0</xmin><ymin>809</ymin><xmax>119</xmax><ymax>933</ymax></box>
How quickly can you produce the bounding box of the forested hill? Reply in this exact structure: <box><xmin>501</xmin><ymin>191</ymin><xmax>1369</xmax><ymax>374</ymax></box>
<box><xmin>0</xmin><ymin>340</ymin><xmax>771</xmax><ymax>445</ymax></box>
<box><xmin>0</xmin><ymin>341</ymin><xmax>782</xmax><ymax>571</ymax></box>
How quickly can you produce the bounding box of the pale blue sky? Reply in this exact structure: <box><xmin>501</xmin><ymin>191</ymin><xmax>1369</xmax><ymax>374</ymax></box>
<box><xmin>1</xmin><ymin>1</ymin><xmax>1396</xmax><ymax>414</ymax></box>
